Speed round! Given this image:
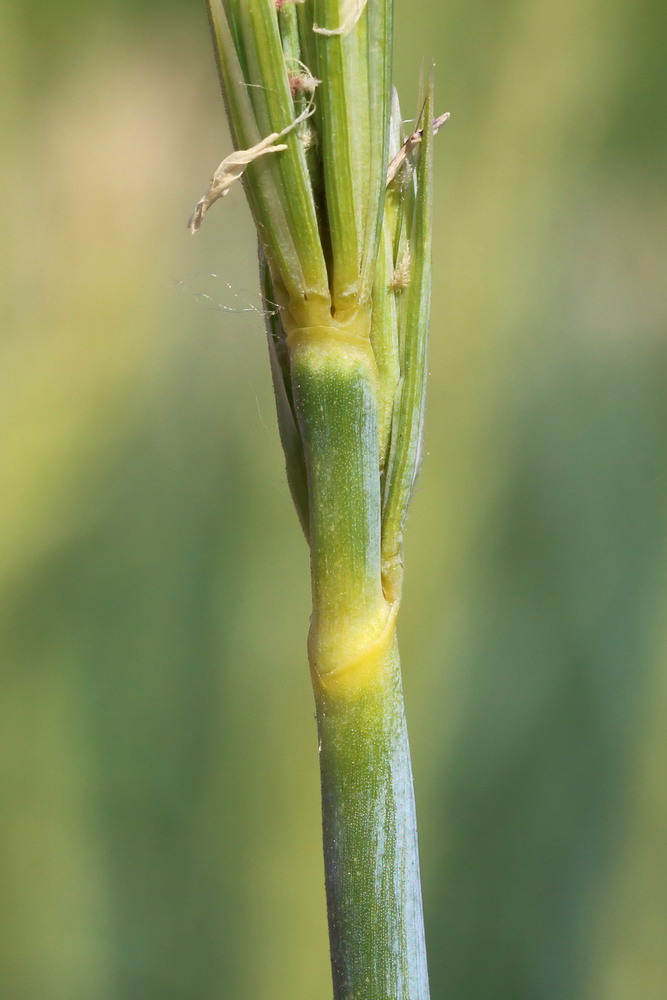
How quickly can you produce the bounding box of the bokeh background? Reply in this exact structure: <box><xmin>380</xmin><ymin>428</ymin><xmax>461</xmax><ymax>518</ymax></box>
<box><xmin>2</xmin><ymin>0</ymin><xmax>666</xmax><ymax>997</ymax></box>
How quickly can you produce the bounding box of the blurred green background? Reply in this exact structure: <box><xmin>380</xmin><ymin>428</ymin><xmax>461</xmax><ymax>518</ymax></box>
<box><xmin>2</xmin><ymin>1</ymin><xmax>666</xmax><ymax>997</ymax></box>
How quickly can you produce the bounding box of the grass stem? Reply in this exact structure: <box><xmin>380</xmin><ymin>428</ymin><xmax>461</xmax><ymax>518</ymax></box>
<box><xmin>191</xmin><ymin>3</ymin><xmax>445</xmax><ymax>993</ymax></box>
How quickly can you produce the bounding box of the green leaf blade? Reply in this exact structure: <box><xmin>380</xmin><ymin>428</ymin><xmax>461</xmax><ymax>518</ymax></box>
<box><xmin>381</xmin><ymin>74</ymin><xmax>435</xmax><ymax>599</ymax></box>
<box><xmin>206</xmin><ymin>0</ymin><xmax>330</xmax><ymax>317</ymax></box>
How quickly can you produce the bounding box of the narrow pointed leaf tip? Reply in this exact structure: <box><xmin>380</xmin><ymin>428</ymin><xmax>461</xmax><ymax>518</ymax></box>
<box><xmin>188</xmin><ymin>102</ymin><xmax>316</xmax><ymax>234</ymax></box>
<box><xmin>313</xmin><ymin>0</ymin><xmax>368</xmax><ymax>36</ymax></box>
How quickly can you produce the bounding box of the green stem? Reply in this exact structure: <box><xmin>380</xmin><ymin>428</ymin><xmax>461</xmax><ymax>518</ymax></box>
<box><xmin>289</xmin><ymin>324</ymin><xmax>430</xmax><ymax>1000</ymax></box>
<box><xmin>315</xmin><ymin>638</ymin><xmax>430</xmax><ymax>1000</ymax></box>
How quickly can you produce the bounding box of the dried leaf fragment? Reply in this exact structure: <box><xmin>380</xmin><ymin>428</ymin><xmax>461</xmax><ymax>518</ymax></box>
<box><xmin>313</xmin><ymin>0</ymin><xmax>367</xmax><ymax>37</ymax></box>
<box><xmin>188</xmin><ymin>102</ymin><xmax>316</xmax><ymax>233</ymax></box>
<box><xmin>386</xmin><ymin>112</ymin><xmax>450</xmax><ymax>186</ymax></box>
<box><xmin>188</xmin><ymin>135</ymin><xmax>287</xmax><ymax>233</ymax></box>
